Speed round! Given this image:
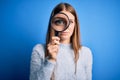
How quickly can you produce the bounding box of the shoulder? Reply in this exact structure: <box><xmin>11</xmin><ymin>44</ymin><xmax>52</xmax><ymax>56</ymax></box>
<box><xmin>33</xmin><ymin>44</ymin><xmax>45</xmax><ymax>52</ymax></box>
<box><xmin>80</xmin><ymin>46</ymin><xmax>92</xmax><ymax>55</ymax></box>
<box><xmin>32</xmin><ymin>44</ymin><xmax>45</xmax><ymax>59</ymax></box>
<box><xmin>79</xmin><ymin>46</ymin><xmax>93</xmax><ymax>62</ymax></box>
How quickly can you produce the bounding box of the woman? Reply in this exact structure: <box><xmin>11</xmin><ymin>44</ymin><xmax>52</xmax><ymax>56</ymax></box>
<box><xmin>30</xmin><ymin>2</ymin><xmax>93</xmax><ymax>80</ymax></box>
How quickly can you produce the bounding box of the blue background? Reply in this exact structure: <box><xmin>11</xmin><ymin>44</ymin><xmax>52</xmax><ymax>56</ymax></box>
<box><xmin>0</xmin><ymin>0</ymin><xmax>120</xmax><ymax>80</ymax></box>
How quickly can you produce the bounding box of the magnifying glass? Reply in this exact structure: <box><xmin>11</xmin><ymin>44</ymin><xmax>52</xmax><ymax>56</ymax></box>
<box><xmin>51</xmin><ymin>12</ymin><xmax>70</xmax><ymax>36</ymax></box>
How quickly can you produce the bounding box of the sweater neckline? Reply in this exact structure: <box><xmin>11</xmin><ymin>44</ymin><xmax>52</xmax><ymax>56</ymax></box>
<box><xmin>59</xmin><ymin>43</ymin><xmax>72</xmax><ymax>48</ymax></box>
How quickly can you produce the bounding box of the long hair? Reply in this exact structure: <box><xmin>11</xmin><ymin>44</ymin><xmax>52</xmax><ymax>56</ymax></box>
<box><xmin>45</xmin><ymin>2</ymin><xmax>82</xmax><ymax>75</ymax></box>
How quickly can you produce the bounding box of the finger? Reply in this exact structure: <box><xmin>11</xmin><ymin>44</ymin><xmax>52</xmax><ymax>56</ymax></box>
<box><xmin>50</xmin><ymin>47</ymin><xmax>58</xmax><ymax>53</ymax></box>
<box><xmin>51</xmin><ymin>36</ymin><xmax>60</xmax><ymax>45</ymax></box>
<box><xmin>48</xmin><ymin>46</ymin><xmax>58</xmax><ymax>54</ymax></box>
<box><xmin>53</xmin><ymin>45</ymin><xmax>59</xmax><ymax>49</ymax></box>
<box><xmin>51</xmin><ymin>40</ymin><xmax>60</xmax><ymax>45</ymax></box>
<box><xmin>49</xmin><ymin>45</ymin><xmax>58</xmax><ymax>50</ymax></box>
<box><xmin>48</xmin><ymin>45</ymin><xmax>58</xmax><ymax>52</ymax></box>
<box><xmin>47</xmin><ymin>43</ymin><xmax>50</xmax><ymax>47</ymax></box>
<box><xmin>52</xmin><ymin>36</ymin><xmax>60</xmax><ymax>41</ymax></box>
<box><xmin>52</xmin><ymin>40</ymin><xmax>60</xmax><ymax>45</ymax></box>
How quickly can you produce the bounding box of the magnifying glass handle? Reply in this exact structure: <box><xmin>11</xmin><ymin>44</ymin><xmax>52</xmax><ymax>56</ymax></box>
<box><xmin>55</xmin><ymin>31</ymin><xmax>59</xmax><ymax>36</ymax></box>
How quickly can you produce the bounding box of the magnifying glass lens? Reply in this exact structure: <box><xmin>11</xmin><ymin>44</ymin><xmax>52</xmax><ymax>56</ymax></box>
<box><xmin>51</xmin><ymin>13</ymin><xmax>69</xmax><ymax>32</ymax></box>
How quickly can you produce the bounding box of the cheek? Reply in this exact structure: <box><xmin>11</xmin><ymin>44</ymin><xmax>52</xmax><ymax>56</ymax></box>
<box><xmin>69</xmin><ymin>25</ymin><xmax>75</xmax><ymax>35</ymax></box>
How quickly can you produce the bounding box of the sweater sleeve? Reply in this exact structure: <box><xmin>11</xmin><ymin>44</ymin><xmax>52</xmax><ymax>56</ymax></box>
<box><xmin>30</xmin><ymin>44</ymin><xmax>56</xmax><ymax>80</ymax></box>
<box><xmin>85</xmin><ymin>47</ymin><xmax>93</xmax><ymax>80</ymax></box>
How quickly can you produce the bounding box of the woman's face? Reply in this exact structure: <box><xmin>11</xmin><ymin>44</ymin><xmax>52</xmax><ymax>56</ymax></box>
<box><xmin>58</xmin><ymin>10</ymin><xmax>75</xmax><ymax>42</ymax></box>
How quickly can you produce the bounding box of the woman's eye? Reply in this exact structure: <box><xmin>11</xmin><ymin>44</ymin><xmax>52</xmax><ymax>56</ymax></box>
<box><xmin>55</xmin><ymin>20</ymin><xmax>64</xmax><ymax>25</ymax></box>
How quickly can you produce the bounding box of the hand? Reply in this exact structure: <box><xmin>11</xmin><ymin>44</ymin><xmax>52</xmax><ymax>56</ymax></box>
<box><xmin>47</xmin><ymin>36</ymin><xmax>60</xmax><ymax>62</ymax></box>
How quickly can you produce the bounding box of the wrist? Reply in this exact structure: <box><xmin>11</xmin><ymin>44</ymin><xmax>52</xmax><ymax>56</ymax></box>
<box><xmin>48</xmin><ymin>56</ymin><xmax>56</xmax><ymax>62</ymax></box>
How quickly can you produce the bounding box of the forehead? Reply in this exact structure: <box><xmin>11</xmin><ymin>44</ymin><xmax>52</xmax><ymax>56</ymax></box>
<box><xmin>60</xmin><ymin>11</ymin><xmax>75</xmax><ymax>20</ymax></box>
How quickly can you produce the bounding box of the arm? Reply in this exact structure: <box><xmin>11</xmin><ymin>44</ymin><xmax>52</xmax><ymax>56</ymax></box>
<box><xmin>85</xmin><ymin>48</ymin><xmax>93</xmax><ymax>80</ymax></box>
<box><xmin>30</xmin><ymin>44</ymin><xmax>56</xmax><ymax>80</ymax></box>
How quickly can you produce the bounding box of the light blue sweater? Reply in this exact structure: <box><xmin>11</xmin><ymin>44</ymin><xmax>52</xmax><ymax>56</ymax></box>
<box><xmin>30</xmin><ymin>44</ymin><xmax>93</xmax><ymax>80</ymax></box>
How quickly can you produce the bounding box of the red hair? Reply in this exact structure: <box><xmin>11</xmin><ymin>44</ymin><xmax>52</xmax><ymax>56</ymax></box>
<box><xmin>45</xmin><ymin>2</ymin><xmax>82</xmax><ymax>75</ymax></box>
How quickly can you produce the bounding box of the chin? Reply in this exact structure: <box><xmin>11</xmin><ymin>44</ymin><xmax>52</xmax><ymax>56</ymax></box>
<box><xmin>60</xmin><ymin>36</ymin><xmax>70</xmax><ymax>40</ymax></box>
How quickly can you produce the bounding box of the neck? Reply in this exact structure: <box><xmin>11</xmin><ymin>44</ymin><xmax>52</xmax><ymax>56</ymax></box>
<box><xmin>60</xmin><ymin>39</ymin><xmax>70</xmax><ymax>44</ymax></box>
